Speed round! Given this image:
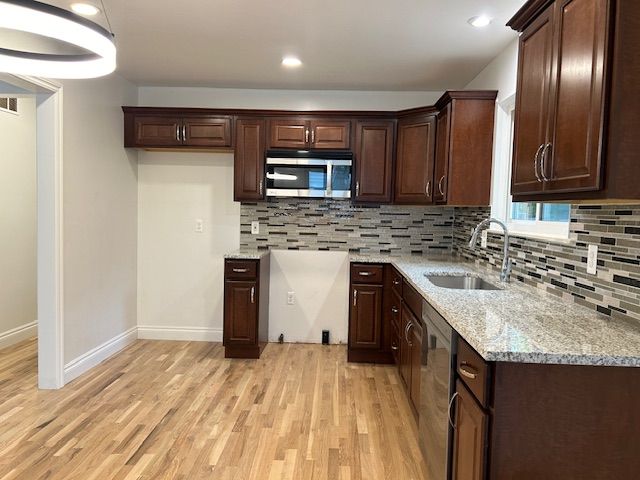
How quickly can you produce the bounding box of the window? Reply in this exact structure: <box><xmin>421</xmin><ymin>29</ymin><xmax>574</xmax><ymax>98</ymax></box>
<box><xmin>0</xmin><ymin>97</ymin><xmax>18</xmax><ymax>114</ymax></box>
<box><xmin>490</xmin><ymin>94</ymin><xmax>570</xmax><ymax>240</ymax></box>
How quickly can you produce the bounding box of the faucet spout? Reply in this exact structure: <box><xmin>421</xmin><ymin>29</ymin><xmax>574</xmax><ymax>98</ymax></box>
<box><xmin>468</xmin><ymin>218</ymin><xmax>512</xmax><ymax>283</ymax></box>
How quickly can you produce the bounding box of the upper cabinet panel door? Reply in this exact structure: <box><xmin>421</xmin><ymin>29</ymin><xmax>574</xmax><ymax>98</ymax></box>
<box><xmin>394</xmin><ymin>115</ymin><xmax>437</xmax><ymax>204</ymax></box>
<box><xmin>354</xmin><ymin>121</ymin><xmax>394</xmax><ymax>203</ymax></box>
<box><xmin>133</xmin><ymin>116</ymin><xmax>182</xmax><ymax>147</ymax></box>
<box><xmin>512</xmin><ymin>7</ymin><xmax>555</xmax><ymax>196</ymax></box>
<box><xmin>268</xmin><ymin>120</ymin><xmax>309</xmax><ymax>149</ymax></box>
<box><xmin>234</xmin><ymin>118</ymin><xmax>266</xmax><ymax>201</ymax></box>
<box><xmin>310</xmin><ymin>120</ymin><xmax>351</xmax><ymax>149</ymax></box>
<box><xmin>544</xmin><ymin>0</ymin><xmax>609</xmax><ymax>194</ymax></box>
<box><xmin>433</xmin><ymin>105</ymin><xmax>451</xmax><ymax>204</ymax></box>
<box><xmin>183</xmin><ymin>117</ymin><xmax>232</xmax><ymax>147</ymax></box>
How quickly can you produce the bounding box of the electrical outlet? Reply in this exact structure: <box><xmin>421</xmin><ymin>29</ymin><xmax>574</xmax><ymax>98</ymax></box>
<box><xmin>587</xmin><ymin>244</ymin><xmax>598</xmax><ymax>275</ymax></box>
<box><xmin>251</xmin><ymin>221</ymin><xmax>260</xmax><ymax>235</ymax></box>
<box><xmin>287</xmin><ymin>291</ymin><xmax>295</xmax><ymax>305</ymax></box>
<box><xmin>481</xmin><ymin>230</ymin><xmax>488</xmax><ymax>249</ymax></box>
<box><xmin>195</xmin><ymin>219</ymin><xmax>204</xmax><ymax>233</ymax></box>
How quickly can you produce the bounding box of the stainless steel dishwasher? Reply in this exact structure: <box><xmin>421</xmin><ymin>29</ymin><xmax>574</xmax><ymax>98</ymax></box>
<box><xmin>419</xmin><ymin>299</ymin><xmax>456</xmax><ymax>480</ymax></box>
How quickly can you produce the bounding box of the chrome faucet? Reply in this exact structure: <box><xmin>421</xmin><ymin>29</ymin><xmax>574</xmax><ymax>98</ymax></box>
<box><xmin>468</xmin><ymin>218</ymin><xmax>512</xmax><ymax>283</ymax></box>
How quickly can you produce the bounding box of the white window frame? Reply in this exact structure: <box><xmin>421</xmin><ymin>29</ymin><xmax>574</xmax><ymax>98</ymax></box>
<box><xmin>490</xmin><ymin>94</ymin><xmax>570</xmax><ymax>241</ymax></box>
<box><xmin>0</xmin><ymin>97</ymin><xmax>19</xmax><ymax>115</ymax></box>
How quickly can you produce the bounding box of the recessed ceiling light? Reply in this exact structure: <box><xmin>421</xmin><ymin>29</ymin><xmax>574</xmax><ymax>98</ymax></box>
<box><xmin>282</xmin><ymin>56</ymin><xmax>302</xmax><ymax>68</ymax></box>
<box><xmin>468</xmin><ymin>15</ymin><xmax>492</xmax><ymax>28</ymax></box>
<box><xmin>70</xmin><ymin>3</ymin><xmax>100</xmax><ymax>16</ymax></box>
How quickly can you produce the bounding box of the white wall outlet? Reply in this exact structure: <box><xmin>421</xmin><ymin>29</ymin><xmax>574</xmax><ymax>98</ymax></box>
<box><xmin>251</xmin><ymin>221</ymin><xmax>260</xmax><ymax>235</ymax></box>
<box><xmin>195</xmin><ymin>219</ymin><xmax>204</xmax><ymax>233</ymax></box>
<box><xmin>587</xmin><ymin>244</ymin><xmax>598</xmax><ymax>275</ymax></box>
<box><xmin>481</xmin><ymin>229</ymin><xmax>488</xmax><ymax>249</ymax></box>
<box><xmin>287</xmin><ymin>291</ymin><xmax>295</xmax><ymax>305</ymax></box>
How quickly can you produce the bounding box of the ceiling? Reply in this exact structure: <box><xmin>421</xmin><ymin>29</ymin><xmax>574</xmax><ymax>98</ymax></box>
<box><xmin>43</xmin><ymin>0</ymin><xmax>526</xmax><ymax>90</ymax></box>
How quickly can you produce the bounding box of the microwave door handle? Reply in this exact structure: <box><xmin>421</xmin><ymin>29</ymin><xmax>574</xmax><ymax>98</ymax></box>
<box><xmin>325</xmin><ymin>161</ymin><xmax>333</xmax><ymax>197</ymax></box>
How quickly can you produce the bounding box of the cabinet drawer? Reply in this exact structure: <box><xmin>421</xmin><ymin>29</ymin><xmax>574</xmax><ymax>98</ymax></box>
<box><xmin>391</xmin><ymin>267</ymin><xmax>403</xmax><ymax>296</ymax></box>
<box><xmin>457</xmin><ymin>337</ymin><xmax>490</xmax><ymax>408</ymax></box>
<box><xmin>403</xmin><ymin>281</ymin><xmax>422</xmax><ymax>319</ymax></box>
<box><xmin>351</xmin><ymin>264</ymin><xmax>384</xmax><ymax>284</ymax></box>
<box><xmin>225</xmin><ymin>260</ymin><xmax>258</xmax><ymax>279</ymax></box>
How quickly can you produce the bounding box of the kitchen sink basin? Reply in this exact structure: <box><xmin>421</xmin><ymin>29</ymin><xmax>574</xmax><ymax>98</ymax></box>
<box><xmin>425</xmin><ymin>274</ymin><xmax>501</xmax><ymax>291</ymax></box>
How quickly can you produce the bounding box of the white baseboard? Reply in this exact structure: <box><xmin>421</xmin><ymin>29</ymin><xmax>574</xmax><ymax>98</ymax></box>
<box><xmin>64</xmin><ymin>326</ymin><xmax>138</xmax><ymax>384</ymax></box>
<box><xmin>137</xmin><ymin>325</ymin><xmax>222</xmax><ymax>342</ymax></box>
<box><xmin>0</xmin><ymin>321</ymin><xmax>37</xmax><ymax>350</ymax></box>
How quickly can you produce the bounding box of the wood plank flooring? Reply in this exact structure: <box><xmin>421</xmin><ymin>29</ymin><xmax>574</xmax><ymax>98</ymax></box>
<box><xmin>0</xmin><ymin>338</ymin><xmax>427</xmax><ymax>480</ymax></box>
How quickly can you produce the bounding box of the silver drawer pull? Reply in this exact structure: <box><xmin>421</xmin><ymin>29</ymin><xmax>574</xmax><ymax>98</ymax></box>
<box><xmin>391</xmin><ymin>343</ymin><xmax>399</xmax><ymax>351</ymax></box>
<box><xmin>393</xmin><ymin>279</ymin><xmax>400</xmax><ymax>285</ymax></box>
<box><xmin>391</xmin><ymin>306</ymin><xmax>399</xmax><ymax>314</ymax></box>
<box><xmin>232</xmin><ymin>268</ymin><xmax>249</xmax><ymax>273</ymax></box>
<box><xmin>459</xmin><ymin>363</ymin><xmax>478</xmax><ymax>380</ymax></box>
<box><xmin>358</xmin><ymin>271</ymin><xmax>373</xmax><ymax>276</ymax></box>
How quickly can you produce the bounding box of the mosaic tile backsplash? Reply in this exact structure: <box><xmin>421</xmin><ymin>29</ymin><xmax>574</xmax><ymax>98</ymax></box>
<box><xmin>454</xmin><ymin>205</ymin><xmax>640</xmax><ymax>325</ymax></box>
<box><xmin>240</xmin><ymin>199</ymin><xmax>454</xmax><ymax>254</ymax></box>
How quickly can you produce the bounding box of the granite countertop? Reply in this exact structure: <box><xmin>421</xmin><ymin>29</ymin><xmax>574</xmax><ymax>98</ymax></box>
<box><xmin>226</xmin><ymin>249</ymin><xmax>640</xmax><ymax>367</ymax></box>
<box><xmin>224</xmin><ymin>249</ymin><xmax>270</xmax><ymax>260</ymax></box>
<box><xmin>352</xmin><ymin>253</ymin><xmax>640</xmax><ymax>367</ymax></box>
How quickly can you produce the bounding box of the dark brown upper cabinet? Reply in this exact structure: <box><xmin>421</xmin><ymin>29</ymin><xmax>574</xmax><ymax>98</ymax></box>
<box><xmin>509</xmin><ymin>0</ymin><xmax>640</xmax><ymax>201</ymax></box>
<box><xmin>394</xmin><ymin>115</ymin><xmax>437</xmax><ymax>204</ymax></box>
<box><xmin>123</xmin><ymin>110</ymin><xmax>232</xmax><ymax>148</ymax></box>
<box><xmin>433</xmin><ymin>92</ymin><xmax>497</xmax><ymax>206</ymax></box>
<box><xmin>234</xmin><ymin>118</ymin><xmax>266</xmax><ymax>202</ymax></box>
<box><xmin>354</xmin><ymin>120</ymin><xmax>395</xmax><ymax>203</ymax></box>
<box><xmin>267</xmin><ymin>118</ymin><xmax>351</xmax><ymax>150</ymax></box>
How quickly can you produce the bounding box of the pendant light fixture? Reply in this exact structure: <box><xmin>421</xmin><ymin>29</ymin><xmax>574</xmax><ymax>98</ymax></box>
<box><xmin>0</xmin><ymin>0</ymin><xmax>116</xmax><ymax>79</ymax></box>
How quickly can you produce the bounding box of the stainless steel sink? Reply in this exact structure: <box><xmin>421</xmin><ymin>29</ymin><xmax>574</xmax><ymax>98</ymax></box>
<box><xmin>425</xmin><ymin>274</ymin><xmax>501</xmax><ymax>291</ymax></box>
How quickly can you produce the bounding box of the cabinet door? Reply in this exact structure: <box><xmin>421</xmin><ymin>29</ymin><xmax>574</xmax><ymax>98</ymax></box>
<box><xmin>354</xmin><ymin>121</ymin><xmax>394</xmax><ymax>202</ymax></box>
<box><xmin>399</xmin><ymin>305</ymin><xmax>414</xmax><ymax>387</ymax></box>
<box><xmin>409</xmin><ymin>321</ymin><xmax>422</xmax><ymax>411</ymax></box>
<box><xmin>512</xmin><ymin>7</ymin><xmax>555</xmax><ymax>196</ymax></box>
<box><xmin>394</xmin><ymin>115</ymin><xmax>437</xmax><ymax>204</ymax></box>
<box><xmin>269</xmin><ymin>119</ymin><xmax>308</xmax><ymax>149</ymax></box>
<box><xmin>544</xmin><ymin>0</ymin><xmax>609</xmax><ymax>193</ymax></box>
<box><xmin>234</xmin><ymin>118</ymin><xmax>266</xmax><ymax>201</ymax></box>
<box><xmin>310</xmin><ymin>120</ymin><xmax>351</xmax><ymax>149</ymax></box>
<box><xmin>224</xmin><ymin>280</ymin><xmax>258</xmax><ymax>345</ymax></box>
<box><xmin>452</xmin><ymin>380</ymin><xmax>488</xmax><ymax>480</ymax></box>
<box><xmin>183</xmin><ymin>117</ymin><xmax>231</xmax><ymax>147</ymax></box>
<box><xmin>433</xmin><ymin>105</ymin><xmax>451</xmax><ymax>203</ymax></box>
<box><xmin>133</xmin><ymin>116</ymin><xmax>182</xmax><ymax>147</ymax></box>
<box><xmin>350</xmin><ymin>284</ymin><xmax>383</xmax><ymax>350</ymax></box>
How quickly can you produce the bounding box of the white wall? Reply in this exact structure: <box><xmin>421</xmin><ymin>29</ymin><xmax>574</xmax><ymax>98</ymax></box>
<box><xmin>268</xmin><ymin>251</ymin><xmax>349</xmax><ymax>344</ymax></box>
<box><xmin>465</xmin><ymin>40</ymin><xmax>518</xmax><ymax>103</ymax></box>
<box><xmin>62</xmin><ymin>75</ymin><xmax>139</xmax><ymax>365</ymax></box>
<box><xmin>0</xmin><ymin>97</ymin><xmax>37</xmax><ymax>348</ymax></box>
<box><xmin>138</xmin><ymin>86</ymin><xmax>443</xmax><ymax>111</ymax></box>
<box><xmin>137</xmin><ymin>152</ymin><xmax>239</xmax><ymax>341</ymax></box>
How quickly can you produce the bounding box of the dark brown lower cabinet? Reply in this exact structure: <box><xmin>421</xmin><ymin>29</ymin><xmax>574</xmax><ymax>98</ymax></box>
<box><xmin>451</xmin><ymin>380</ymin><xmax>488</xmax><ymax>480</ymax></box>
<box><xmin>399</xmin><ymin>304</ymin><xmax>422</xmax><ymax>415</ymax></box>
<box><xmin>349</xmin><ymin>284</ymin><xmax>383</xmax><ymax>350</ymax></box>
<box><xmin>223</xmin><ymin>257</ymin><xmax>269</xmax><ymax>358</ymax></box>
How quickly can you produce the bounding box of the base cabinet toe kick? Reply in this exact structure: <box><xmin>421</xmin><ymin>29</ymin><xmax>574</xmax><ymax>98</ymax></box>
<box><xmin>347</xmin><ymin>260</ymin><xmax>640</xmax><ymax>479</ymax></box>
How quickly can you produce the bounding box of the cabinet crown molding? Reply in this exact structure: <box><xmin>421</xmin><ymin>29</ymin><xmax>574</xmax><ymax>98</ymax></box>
<box><xmin>507</xmin><ymin>0</ymin><xmax>555</xmax><ymax>31</ymax></box>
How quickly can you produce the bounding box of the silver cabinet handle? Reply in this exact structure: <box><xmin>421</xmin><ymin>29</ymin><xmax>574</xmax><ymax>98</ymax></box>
<box><xmin>448</xmin><ymin>392</ymin><xmax>459</xmax><ymax>429</ymax></box>
<box><xmin>406</xmin><ymin>322</ymin><xmax>414</xmax><ymax>347</ymax></box>
<box><xmin>459</xmin><ymin>363</ymin><xmax>478</xmax><ymax>379</ymax></box>
<box><xmin>176</xmin><ymin>125</ymin><xmax>180</xmax><ymax>142</ymax></box>
<box><xmin>393</xmin><ymin>279</ymin><xmax>400</xmax><ymax>286</ymax></box>
<box><xmin>534</xmin><ymin>144</ymin><xmax>545</xmax><ymax>182</ymax></box>
<box><xmin>391</xmin><ymin>343</ymin><xmax>399</xmax><ymax>351</ymax></box>
<box><xmin>232</xmin><ymin>268</ymin><xmax>248</xmax><ymax>273</ymax></box>
<box><xmin>250</xmin><ymin>286</ymin><xmax>255</xmax><ymax>304</ymax></box>
<box><xmin>437</xmin><ymin>175</ymin><xmax>446</xmax><ymax>196</ymax></box>
<box><xmin>426</xmin><ymin>181</ymin><xmax>431</xmax><ymax>197</ymax></box>
<box><xmin>259</xmin><ymin>179</ymin><xmax>263</xmax><ymax>196</ymax></box>
<box><xmin>182</xmin><ymin>125</ymin><xmax>186</xmax><ymax>142</ymax></box>
<box><xmin>353</xmin><ymin>289</ymin><xmax>357</xmax><ymax>306</ymax></box>
<box><xmin>355</xmin><ymin>181</ymin><xmax>360</xmax><ymax>196</ymax></box>
<box><xmin>311</xmin><ymin>128</ymin><xmax>315</xmax><ymax>144</ymax></box>
<box><xmin>540</xmin><ymin>143</ymin><xmax>552</xmax><ymax>181</ymax></box>
<box><xmin>391</xmin><ymin>306</ymin><xmax>399</xmax><ymax>314</ymax></box>
<box><xmin>305</xmin><ymin>128</ymin><xmax>309</xmax><ymax>144</ymax></box>
<box><xmin>358</xmin><ymin>271</ymin><xmax>373</xmax><ymax>276</ymax></box>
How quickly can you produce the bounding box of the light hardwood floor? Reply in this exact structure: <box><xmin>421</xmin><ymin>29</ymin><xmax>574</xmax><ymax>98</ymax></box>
<box><xmin>0</xmin><ymin>338</ymin><xmax>427</xmax><ymax>480</ymax></box>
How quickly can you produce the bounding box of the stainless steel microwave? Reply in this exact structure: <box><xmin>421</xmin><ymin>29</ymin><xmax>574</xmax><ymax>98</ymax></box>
<box><xmin>265</xmin><ymin>150</ymin><xmax>352</xmax><ymax>199</ymax></box>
